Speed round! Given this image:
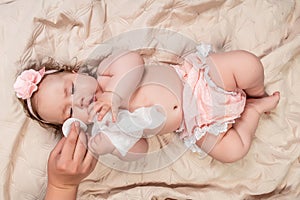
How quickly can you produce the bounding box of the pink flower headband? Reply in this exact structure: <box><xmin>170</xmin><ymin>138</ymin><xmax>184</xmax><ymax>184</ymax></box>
<box><xmin>14</xmin><ymin>67</ymin><xmax>59</xmax><ymax>122</ymax></box>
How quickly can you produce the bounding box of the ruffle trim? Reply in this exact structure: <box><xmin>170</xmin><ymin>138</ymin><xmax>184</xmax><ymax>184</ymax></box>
<box><xmin>183</xmin><ymin>120</ymin><xmax>235</xmax><ymax>156</ymax></box>
<box><xmin>195</xmin><ymin>43</ymin><xmax>237</xmax><ymax>96</ymax></box>
<box><xmin>181</xmin><ymin>43</ymin><xmax>240</xmax><ymax>157</ymax></box>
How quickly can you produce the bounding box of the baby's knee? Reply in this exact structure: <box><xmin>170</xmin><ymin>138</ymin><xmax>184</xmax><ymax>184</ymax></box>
<box><xmin>215</xmin><ymin>147</ymin><xmax>249</xmax><ymax>163</ymax></box>
<box><xmin>238</xmin><ymin>50</ymin><xmax>263</xmax><ymax>72</ymax></box>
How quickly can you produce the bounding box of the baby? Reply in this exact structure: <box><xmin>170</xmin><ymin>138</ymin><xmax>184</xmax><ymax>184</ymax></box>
<box><xmin>14</xmin><ymin>44</ymin><xmax>280</xmax><ymax>163</ymax></box>
<box><xmin>14</xmin><ymin>52</ymin><xmax>153</xmax><ymax>161</ymax></box>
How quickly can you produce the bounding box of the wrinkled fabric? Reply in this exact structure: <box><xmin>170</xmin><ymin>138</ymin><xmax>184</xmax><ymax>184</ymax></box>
<box><xmin>1</xmin><ymin>0</ymin><xmax>300</xmax><ymax>200</ymax></box>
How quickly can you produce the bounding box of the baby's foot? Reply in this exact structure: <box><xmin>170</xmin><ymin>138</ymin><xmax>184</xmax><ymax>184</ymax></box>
<box><xmin>246</xmin><ymin>92</ymin><xmax>280</xmax><ymax>114</ymax></box>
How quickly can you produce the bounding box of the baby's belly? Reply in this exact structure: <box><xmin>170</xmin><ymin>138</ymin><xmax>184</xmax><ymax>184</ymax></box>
<box><xmin>129</xmin><ymin>84</ymin><xmax>182</xmax><ymax>134</ymax></box>
<box><xmin>128</xmin><ymin>65</ymin><xmax>183</xmax><ymax>134</ymax></box>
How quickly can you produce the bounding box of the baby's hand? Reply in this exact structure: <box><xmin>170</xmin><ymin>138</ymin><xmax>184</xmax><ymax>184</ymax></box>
<box><xmin>88</xmin><ymin>91</ymin><xmax>121</xmax><ymax>122</ymax></box>
<box><xmin>87</xmin><ymin>100</ymin><xmax>111</xmax><ymax>122</ymax></box>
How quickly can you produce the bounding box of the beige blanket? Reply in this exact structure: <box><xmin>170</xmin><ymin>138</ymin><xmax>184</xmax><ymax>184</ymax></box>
<box><xmin>1</xmin><ymin>0</ymin><xmax>300</xmax><ymax>199</ymax></box>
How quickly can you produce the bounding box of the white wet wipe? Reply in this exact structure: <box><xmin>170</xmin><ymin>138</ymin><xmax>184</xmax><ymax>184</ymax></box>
<box><xmin>61</xmin><ymin>105</ymin><xmax>166</xmax><ymax>156</ymax></box>
<box><xmin>62</xmin><ymin>118</ymin><xmax>88</xmax><ymax>137</ymax></box>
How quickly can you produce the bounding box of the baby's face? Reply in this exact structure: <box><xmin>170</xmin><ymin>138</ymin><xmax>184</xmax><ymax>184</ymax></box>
<box><xmin>32</xmin><ymin>71</ymin><xmax>101</xmax><ymax>124</ymax></box>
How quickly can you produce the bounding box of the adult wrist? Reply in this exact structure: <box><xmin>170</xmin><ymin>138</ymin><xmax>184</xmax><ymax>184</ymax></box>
<box><xmin>44</xmin><ymin>183</ymin><xmax>78</xmax><ymax>200</ymax></box>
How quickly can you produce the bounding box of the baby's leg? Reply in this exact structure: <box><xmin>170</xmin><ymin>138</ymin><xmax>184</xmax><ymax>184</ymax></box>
<box><xmin>202</xmin><ymin>92</ymin><xmax>280</xmax><ymax>163</ymax></box>
<box><xmin>208</xmin><ymin>50</ymin><xmax>266</xmax><ymax>97</ymax></box>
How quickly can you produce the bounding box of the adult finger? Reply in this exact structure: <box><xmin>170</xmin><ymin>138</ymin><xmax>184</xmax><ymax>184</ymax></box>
<box><xmin>83</xmin><ymin>150</ymin><xmax>98</xmax><ymax>171</ymax></box>
<box><xmin>72</xmin><ymin>130</ymin><xmax>88</xmax><ymax>163</ymax></box>
<box><xmin>50</xmin><ymin>137</ymin><xmax>66</xmax><ymax>157</ymax></box>
<box><xmin>82</xmin><ymin>135</ymin><xmax>97</xmax><ymax>171</ymax></box>
<box><xmin>60</xmin><ymin>122</ymin><xmax>80</xmax><ymax>160</ymax></box>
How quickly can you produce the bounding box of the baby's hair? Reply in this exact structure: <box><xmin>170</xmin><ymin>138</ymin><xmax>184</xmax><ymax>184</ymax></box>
<box><xmin>17</xmin><ymin>57</ymin><xmax>81</xmax><ymax>135</ymax></box>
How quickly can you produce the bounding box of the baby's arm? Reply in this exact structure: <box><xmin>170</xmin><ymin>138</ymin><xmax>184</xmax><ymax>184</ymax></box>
<box><xmin>95</xmin><ymin>51</ymin><xmax>145</xmax><ymax>121</ymax></box>
<box><xmin>111</xmin><ymin>138</ymin><xmax>148</xmax><ymax>161</ymax></box>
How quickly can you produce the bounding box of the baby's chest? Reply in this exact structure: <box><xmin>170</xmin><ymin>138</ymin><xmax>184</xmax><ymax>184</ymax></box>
<box><xmin>129</xmin><ymin>84</ymin><xmax>179</xmax><ymax>110</ymax></box>
<box><xmin>128</xmin><ymin>64</ymin><xmax>183</xmax><ymax>111</ymax></box>
<box><xmin>127</xmin><ymin>65</ymin><xmax>184</xmax><ymax>134</ymax></box>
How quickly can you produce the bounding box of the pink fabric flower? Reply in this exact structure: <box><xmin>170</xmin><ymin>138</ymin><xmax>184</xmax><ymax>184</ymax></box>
<box><xmin>13</xmin><ymin>68</ymin><xmax>45</xmax><ymax>99</ymax></box>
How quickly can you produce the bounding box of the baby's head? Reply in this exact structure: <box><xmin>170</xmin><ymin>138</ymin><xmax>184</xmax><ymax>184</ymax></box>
<box><xmin>14</xmin><ymin>62</ymin><xmax>101</xmax><ymax>133</ymax></box>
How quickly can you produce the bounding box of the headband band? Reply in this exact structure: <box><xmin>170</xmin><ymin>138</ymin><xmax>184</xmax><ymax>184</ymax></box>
<box><xmin>14</xmin><ymin>67</ymin><xmax>59</xmax><ymax>123</ymax></box>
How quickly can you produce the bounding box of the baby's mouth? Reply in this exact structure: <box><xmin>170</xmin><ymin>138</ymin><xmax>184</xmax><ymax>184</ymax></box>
<box><xmin>88</xmin><ymin>94</ymin><xmax>97</xmax><ymax>105</ymax></box>
<box><xmin>89</xmin><ymin>96</ymin><xmax>95</xmax><ymax>104</ymax></box>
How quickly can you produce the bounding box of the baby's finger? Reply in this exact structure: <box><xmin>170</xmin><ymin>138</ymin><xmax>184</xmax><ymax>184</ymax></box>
<box><xmin>111</xmin><ymin>106</ymin><xmax>118</xmax><ymax>122</ymax></box>
<box><xmin>97</xmin><ymin>105</ymin><xmax>110</xmax><ymax>121</ymax></box>
<box><xmin>88</xmin><ymin>111</ymin><xmax>97</xmax><ymax>123</ymax></box>
<box><xmin>87</xmin><ymin>102</ymin><xmax>96</xmax><ymax>114</ymax></box>
<box><xmin>87</xmin><ymin>101</ymin><xmax>103</xmax><ymax>114</ymax></box>
<box><xmin>88</xmin><ymin>103</ymin><xmax>104</xmax><ymax>122</ymax></box>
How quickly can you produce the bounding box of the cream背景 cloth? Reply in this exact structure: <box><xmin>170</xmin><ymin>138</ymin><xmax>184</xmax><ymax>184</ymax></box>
<box><xmin>0</xmin><ymin>0</ymin><xmax>299</xmax><ymax>199</ymax></box>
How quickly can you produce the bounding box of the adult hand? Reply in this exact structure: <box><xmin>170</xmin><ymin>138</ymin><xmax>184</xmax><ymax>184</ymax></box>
<box><xmin>45</xmin><ymin>122</ymin><xmax>97</xmax><ymax>200</ymax></box>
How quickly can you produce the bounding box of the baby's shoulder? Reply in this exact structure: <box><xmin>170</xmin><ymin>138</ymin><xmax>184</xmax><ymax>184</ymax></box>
<box><xmin>97</xmin><ymin>51</ymin><xmax>144</xmax><ymax>75</ymax></box>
